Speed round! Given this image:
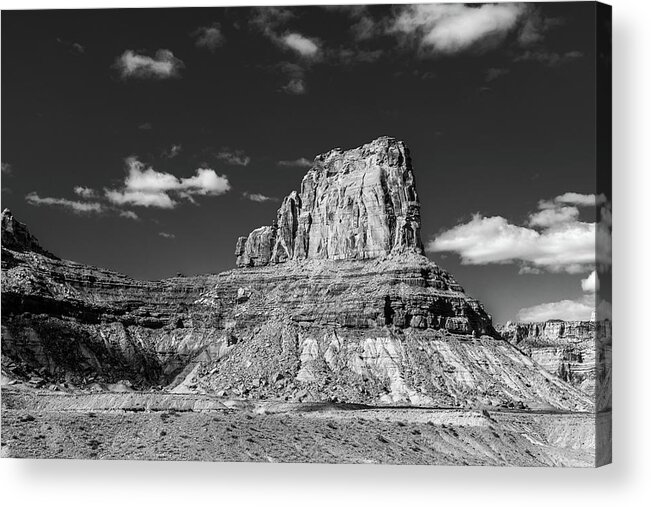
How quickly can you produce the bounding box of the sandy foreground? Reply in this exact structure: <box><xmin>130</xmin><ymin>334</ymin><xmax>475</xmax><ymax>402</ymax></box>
<box><xmin>1</xmin><ymin>388</ymin><xmax>597</xmax><ymax>466</ymax></box>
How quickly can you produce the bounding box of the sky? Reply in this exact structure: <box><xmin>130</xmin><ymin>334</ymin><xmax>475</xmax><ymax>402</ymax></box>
<box><xmin>1</xmin><ymin>3</ymin><xmax>610</xmax><ymax>323</ymax></box>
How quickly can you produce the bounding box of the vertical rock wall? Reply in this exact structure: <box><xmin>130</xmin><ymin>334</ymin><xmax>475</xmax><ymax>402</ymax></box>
<box><xmin>236</xmin><ymin>137</ymin><xmax>424</xmax><ymax>267</ymax></box>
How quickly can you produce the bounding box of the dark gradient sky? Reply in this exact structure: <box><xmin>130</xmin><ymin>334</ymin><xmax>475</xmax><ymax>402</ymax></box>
<box><xmin>1</xmin><ymin>3</ymin><xmax>600</xmax><ymax>323</ymax></box>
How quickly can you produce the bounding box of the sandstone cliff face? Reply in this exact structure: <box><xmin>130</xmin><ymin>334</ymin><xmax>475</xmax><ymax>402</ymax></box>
<box><xmin>236</xmin><ymin>137</ymin><xmax>423</xmax><ymax>267</ymax></box>
<box><xmin>1</xmin><ymin>138</ymin><xmax>593</xmax><ymax>411</ymax></box>
<box><xmin>499</xmin><ymin>320</ymin><xmax>611</xmax><ymax>410</ymax></box>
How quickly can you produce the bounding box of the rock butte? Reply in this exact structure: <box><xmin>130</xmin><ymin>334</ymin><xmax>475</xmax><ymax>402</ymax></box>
<box><xmin>235</xmin><ymin>137</ymin><xmax>423</xmax><ymax>267</ymax></box>
<box><xmin>1</xmin><ymin>138</ymin><xmax>594</xmax><ymax>410</ymax></box>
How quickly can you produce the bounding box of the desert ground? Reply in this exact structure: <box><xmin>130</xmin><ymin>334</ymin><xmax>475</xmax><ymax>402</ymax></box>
<box><xmin>1</xmin><ymin>387</ymin><xmax>596</xmax><ymax>466</ymax></box>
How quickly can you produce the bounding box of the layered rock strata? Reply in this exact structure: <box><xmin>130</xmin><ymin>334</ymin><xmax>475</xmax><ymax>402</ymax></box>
<box><xmin>499</xmin><ymin>320</ymin><xmax>611</xmax><ymax>410</ymax></box>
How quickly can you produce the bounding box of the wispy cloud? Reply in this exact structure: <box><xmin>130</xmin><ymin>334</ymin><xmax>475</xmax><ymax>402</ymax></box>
<box><xmin>250</xmin><ymin>7</ymin><xmax>295</xmax><ymax>38</ymax></box>
<box><xmin>249</xmin><ymin>8</ymin><xmax>323</xmax><ymax>92</ymax></box>
<box><xmin>73</xmin><ymin>186</ymin><xmax>97</xmax><ymax>199</ymax></box>
<box><xmin>105</xmin><ymin>156</ymin><xmax>231</xmax><ymax>209</ymax></box>
<box><xmin>282</xmin><ymin>78</ymin><xmax>305</xmax><ymax>95</ymax></box>
<box><xmin>26</xmin><ymin>189</ymin><xmax>139</xmax><ymax>220</ymax></box>
<box><xmin>428</xmin><ymin>192</ymin><xmax>610</xmax><ymax>274</ymax></box>
<box><xmin>1</xmin><ymin>162</ymin><xmax>12</xmax><ymax>175</ymax></box>
<box><xmin>485</xmin><ymin>67</ymin><xmax>509</xmax><ymax>82</ymax></box>
<box><xmin>278</xmin><ymin>157</ymin><xmax>312</xmax><ymax>168</ymax></box>
<box><xmin>114</xmin><ymin>49</ymin><xmax>184</xmax><ymax>80</ymax></box>
<box><xmin>138</xmin><ymin>122</ymin><xmax>153</xmax><ymax>130</ymax></box>
<box><xmin>192</xmin><ymin>23</ymin><xmax>224</xmax><ymax>52</ymax></box>
<box><xmin>57</xmin><ymin>37</ymin><xmax>85</xmax><ymax>54</ymax></box>
<box><xmin>349</xmin><ymin>8</ymin><xmax>380</xmax><ymax>41</ymax></box>
<box><xmin>277</xmin><ymin>62</ymin><xmax>307</xmax><ymax>95</ymax></box>
<box><xmin>158</xmin><ymin>232</ymin><xmax>176</xmax><ymax>239</ymax></box>
<box><xmin>214</xmin><ymin>149</ymin><xmax>250</xmax><ymax>166</ymax></box>
<box><xmin>26</xmin><ymin>192</ymin><xmax>104</xmax><ymax>214</ymax></box>
<box><xmin>119</xmin><ymin>210</ymin><xmax>139</xmax><ymax>220</ymax></box>
<box><xmin>551</xmin><ymin>192</ymin><xmax>607</xmax><ymax>207</ymax></box>
<box><xmin>515</xmin><ymin>50</ymin><xmax>583</xmax><ymax>67</ymax></box>
<box><xmin>163</xmin><ymin>144</ymin><xmax>182</xmax><ymax>159</ymax></box>
<box><xmin>242</xmin><ymin>192</ymin><xmax>278</xmax><ymax>203</ymax></box>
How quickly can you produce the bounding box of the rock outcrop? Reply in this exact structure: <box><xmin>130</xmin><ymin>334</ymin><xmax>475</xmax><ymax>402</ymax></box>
<box><xmin>236</xmin><ymin>137</ymin><xmax>423</xmax><ymax>267</ymax></box>
<box><xmin>499</xmin><ymin>320</ymin><xmax>611</xmax><ymax>410</ymax></box>
<box><xmin>1</xmin><ymin>138</ymin><xmax>594</xmax><ymax>411</ymax></box>
<box><xmin>1</xmin><ymin>209</ymin><xmax>57</xmax><ymax>259</ymax></box>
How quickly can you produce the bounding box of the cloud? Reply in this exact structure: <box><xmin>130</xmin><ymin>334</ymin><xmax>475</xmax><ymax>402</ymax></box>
<box><xmin>428</xmin><ymin>192</ymin><xmax>611</xmax><ymax>274</ymax></box>
<box><xmin>351</xmin><ymin>13</ymin><xmax>379</xmax><ymax>41</ymax></box>
<box><xmin>333</xmin><ymin>47</ymin><xmax>384</xmax><ymax>65</ymax></box>
<box><xmin>250</xmin><ymin>7</ymin><xmax>294</xmax><ymax>33</ymax></box>
<box><xmin>517</xmin><ymin>295</ymin><xmax>595</xmax><ymax>322</ymax></box>
<box><xmin>528</xmin><ymin>206</ymin><xmax>579</xmax><ymax>228</ymax></box>
<box><xmin>516</xmin><ymin>9</ymin><xmax>562</xmax><ymax>46</ymax></box>
<box><xmin>242</xmin><ymin>192</ymin><xmax>278</xmax><ymax>203</ymax></box>
<box><xmin>26</xmin><ymin>188</ymin><xmax>139</xmax><ymax>220</ymax></box>
<box><xmin>282</xmin><ymin>78</ymin><xmax>306</xmax><ymax>95</ymax></box>
<box><xmin>57</xmin><ymin>37</ymin><xmax>85</xmax><ymax>54</ymax></box>
<box><xmin>26</xmin><ymin>192</ymin><xmax>104</xmax><ymax>214</ymax></box>
<box><xmin>192</xmin><ymin>24</ymin><xmax>224</xmax><ymax>51</ymax></box>
<box><xmin>516</xmin><ymin>271</ymin><xmax>606</xmax><ymax>322</ymax></box>
<box><xmin>389</xmin><ymin>3</ymin><xmax>527</xmax><ymax>56</ymax></box>
<box><xmin>114</xmin><ymin>49</ymin><xmax>184</xmax><ymax>80</ymax></box>
<box><xmin>119</xmin><ymin>210</ymin><xmax>139</xmax><ymax>220</ymax></box>
<box><xmin>163</xmin><ymin>144</ymin><xmax>182</xmax><ymax>159</ymax></box>
<box><xmin>138</xmin><ymin>122</ymin><xmax>153</xmax><ymax>130</ymax></box>
<box><xmin>1</xmin><ymin>162</ymin><xmax>12</xmax><ymax>175</ymax></box>
<box><xmin>515</xmin><ymin>50</ymin><xmax>583</xmax><ymax>66</ymax></box>
<box><xmin>73</xmin><ymin>186</ymin><xmax>97</xmax><ymax>199</ymax></box>
<box><xmin>105</xmin><ymin>157</ymin><xmax>231</xmax><ymax>209</ymax></box>
<box><xmin>548</xmin><ymin>192</ymin><xmax>607</xmax><ymax>207</ymax></box>
<box><xmin>485</xmin><ymin>67</ymin><xmax>509</xmax><ymax>82</ymax></box>
<box><xmin>277</xmin><ymin>62</ymin><xmax>307</xmax><ymax>95</ymax></box>
<box><xmin>214</xmin><ymin>149</ymin><xmax>250</xmax><ymax>166</ymax></box>
<box><xmin>281</xmin><ymin>33</ymin><xmax>321</xmax><ymax>58</ymax></box>
<box><xmin>581</xmin><ymin>270</ymin><xmax>599</xmax><ymax>293</ymax></box>
<box><xmin>249</xmin><ymin>8</ymin><xmax>322</xmax><ymax>92</ymax></box>
<box><xmin>278</xmin><ymin>157</ymin><xmax>312</xmax><ymax>168</ymax></box>
<box><xmin>158</xmin><ymin>232</ymin><xmax>176</xmax><ymax>239</ymax></box>
<box><xmin>106</xmin><ymin>189</ymin><xmax>176</xmax><ymax>209</ymax></box>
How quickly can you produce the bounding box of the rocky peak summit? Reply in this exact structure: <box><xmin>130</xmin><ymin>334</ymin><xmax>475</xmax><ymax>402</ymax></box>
<box><xmin>236</xmin><ymin>137</ymin><xmax>424</xmax><ymax>267</ymax></box>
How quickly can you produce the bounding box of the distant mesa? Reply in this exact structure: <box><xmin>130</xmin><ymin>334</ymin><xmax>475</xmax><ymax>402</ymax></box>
<box><xmin>235</xmin><ymin>137</ymin><xmax>424</xmax><ymax>267</ymax></box>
